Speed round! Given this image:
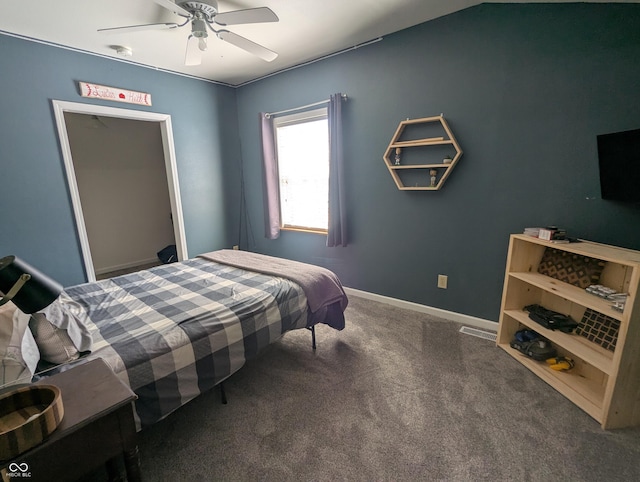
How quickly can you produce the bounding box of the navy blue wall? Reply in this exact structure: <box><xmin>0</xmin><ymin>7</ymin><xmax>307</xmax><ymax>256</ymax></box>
<box><xmin>0</xmin><ymin>34</ymin><xmax>241</xmax><ymax>286</ymax></box>
<box><xmin>235</xmin><ymin>3</ymin><xmax>640</xmax><ymax>321</ymax></box>
<box><xmin>2</xmin><ymin>4</ymin><xmax>640</xmax><ymax>322</ymax></box>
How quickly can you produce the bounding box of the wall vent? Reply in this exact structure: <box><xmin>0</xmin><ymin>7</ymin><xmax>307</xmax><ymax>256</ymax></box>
<box><xmin>459</xmin><ymin>326</ymin><xmax>497</xmax><ymax>342</ymax></box>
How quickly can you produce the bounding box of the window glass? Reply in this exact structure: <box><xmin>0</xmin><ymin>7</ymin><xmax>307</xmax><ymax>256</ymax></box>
<box><xmin>274</xmin><ymin>108</ymin><xmax>329</xmax><ymax>232</ymax></box>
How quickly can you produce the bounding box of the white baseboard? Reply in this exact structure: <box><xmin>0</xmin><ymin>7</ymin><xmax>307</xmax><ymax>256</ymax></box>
<box><xmin>94</xmin><ymin>257</ymin><xmax>159</xmax><ymax>275</ymax></box>
<box><xmin>343</xmin><ymin>287</ymin><xmax>498</xmax><ymax>332</ymax></box>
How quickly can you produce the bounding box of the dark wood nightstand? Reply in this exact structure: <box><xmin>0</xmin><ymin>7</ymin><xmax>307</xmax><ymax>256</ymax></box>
<box><xmin>1</xmin><ymin>358</ymin><xmax>141</xmax><ymax>482</ymax></box>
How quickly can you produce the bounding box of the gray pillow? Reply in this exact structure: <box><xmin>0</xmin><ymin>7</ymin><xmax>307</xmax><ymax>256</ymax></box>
<box><xmin>29</xmin><ymin>312</ymin><xmax>80</xmax><ymax>364</ymax></box>
<box><xmin>30</xmin><ymin>292</ymin><xmax>93</xmax><ymax>364</ymax></box>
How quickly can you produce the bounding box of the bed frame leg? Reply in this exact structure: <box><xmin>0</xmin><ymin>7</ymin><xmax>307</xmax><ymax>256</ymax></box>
<box><xmin>220</xmin><ymin>382</ymin><xmax>228</xmax><ymax>405</ymax></box>
<box><xmin>308</xmin><ymin>325</ymin><xmax>316</xmax><ymax>350</ymax></box>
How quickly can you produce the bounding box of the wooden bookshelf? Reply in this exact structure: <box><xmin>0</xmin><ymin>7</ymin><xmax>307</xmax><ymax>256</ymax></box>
<box><xmin>497</xmin><ymin>234</ymin><xmax>640</xmax><ymax>429</ymax></box>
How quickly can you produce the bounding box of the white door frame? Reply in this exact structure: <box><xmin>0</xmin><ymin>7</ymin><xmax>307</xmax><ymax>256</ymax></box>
<box><xmin>52</xmin><ymin>100</ymin><xmax>188</xmax><ymax>282</ymax></box>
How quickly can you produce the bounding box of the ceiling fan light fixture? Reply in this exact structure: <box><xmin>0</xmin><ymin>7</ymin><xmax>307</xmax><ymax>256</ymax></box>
<box><xmin>191</xmin><ymin>17</ymin><xmax>208</xmax><ymax>38</ymax></box>
<box><xmin>198</xmin><ymin>37</ymin><xmax>208</xmax><ymax>51</ymax></box>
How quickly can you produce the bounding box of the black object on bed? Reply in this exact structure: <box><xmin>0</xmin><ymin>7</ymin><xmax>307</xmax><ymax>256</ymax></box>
<box><xmin>49</xmin><ymin>251</ymin><xmax>347</xmax><ymax>429</ymax></box>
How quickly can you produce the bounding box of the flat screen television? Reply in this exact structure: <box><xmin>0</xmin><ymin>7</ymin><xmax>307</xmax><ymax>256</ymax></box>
<box><xmin>597</xmin><ymin>127</ymin><xmax>640</xmax><ymax>203</ymax></box>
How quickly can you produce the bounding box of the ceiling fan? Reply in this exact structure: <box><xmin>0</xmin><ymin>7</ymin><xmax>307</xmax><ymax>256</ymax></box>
<box><xmin>98</xmin><ymin>0</ymin><xmax>279</xmax><ymax>66</ymax></box>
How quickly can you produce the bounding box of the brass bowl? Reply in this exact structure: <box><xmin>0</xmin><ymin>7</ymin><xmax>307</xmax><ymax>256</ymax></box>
<box><xmin>0</xmin><ymin>385</ymin><xmax>64</xmax><ymax>460</ymax></box>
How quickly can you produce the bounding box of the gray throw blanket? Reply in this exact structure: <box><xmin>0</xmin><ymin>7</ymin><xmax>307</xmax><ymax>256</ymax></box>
<box><xmin>199</xmin><ymin>250</ymin><xmax>348</xmax><ymax>315</ymax></box>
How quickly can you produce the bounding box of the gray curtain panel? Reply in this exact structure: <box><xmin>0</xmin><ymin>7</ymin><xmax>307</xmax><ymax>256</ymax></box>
<box><xmin>260</xmin><ymin>112</ymin><xmax>281</xmax><ymax>239</ymax></box>
<box><xmin>327</xmin><ymin>93</ymin><xmax>347</xmax><ymax>247</ymax></box>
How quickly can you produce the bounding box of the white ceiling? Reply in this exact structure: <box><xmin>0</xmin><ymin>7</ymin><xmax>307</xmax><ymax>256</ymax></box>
<box><xmin>0</xmin><ymin>1</ymin><xmax>636</xmax><ymax>86</ymax></box>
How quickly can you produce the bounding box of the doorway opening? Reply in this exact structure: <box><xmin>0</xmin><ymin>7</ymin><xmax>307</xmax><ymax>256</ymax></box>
<box><xmin>52</xmin><ymin>100</ymin><xmax>188</xmax><ymax>282</ymax></box>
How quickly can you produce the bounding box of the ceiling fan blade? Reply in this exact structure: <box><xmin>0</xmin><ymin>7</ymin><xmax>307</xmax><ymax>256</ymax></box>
<box><xmin>98</xmin><ymin>23</ymin><xmax>179</xmax><ymax>34</ymax></box>
<box><xmin>185</xmin><ymin>35</ymin><xmax>202</xmax><ymax>66</ymax></box>
<box><xmin>214</xmin><ymin>7</ymin><xmax>279</xmax><ymax>26</ymax></box>
<box><xmin>217</xmin><ymin>30</ymin><xmax>278</xmax><ymax>62</ymax></box>
<box><xmin>153</xmin><ymin>0</ymin><xmax>192</xmax><ymax>18</ymax></box>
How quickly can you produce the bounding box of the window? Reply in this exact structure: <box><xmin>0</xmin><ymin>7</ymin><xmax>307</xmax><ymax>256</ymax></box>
<box><xmin>273</xmin><ymin>108</ymin><xmax>329</xmax><ymax>232</ymax></box>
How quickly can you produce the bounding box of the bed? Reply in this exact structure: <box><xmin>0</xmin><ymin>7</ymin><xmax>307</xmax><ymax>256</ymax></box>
<box><xmin>29</xmin><ymin>250</ymin><xmax>348</xmax><ymax>429</ymax></box>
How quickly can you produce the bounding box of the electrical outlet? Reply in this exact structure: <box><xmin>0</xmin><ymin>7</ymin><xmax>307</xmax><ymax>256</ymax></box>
<box><xmin>232</xmin><ymin>245</ymin><xmax>239</xmax><ymax>250</ymax></box>
<box><xmin>437</xmin><ymin>274</ymin><xmax>448</xmax><ymax>289</ymax></box>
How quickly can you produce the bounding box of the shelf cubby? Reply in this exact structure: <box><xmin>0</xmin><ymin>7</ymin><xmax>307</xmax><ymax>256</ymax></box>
<box><xmin>499</xmin><ymin>342</ymin><xmax>606</xmax><ymax>422</ymax></box>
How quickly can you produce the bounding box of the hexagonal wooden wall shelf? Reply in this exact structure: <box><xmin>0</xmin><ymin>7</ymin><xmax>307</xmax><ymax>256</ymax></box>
<box><xmin>383</xmin><ymin>115</ymin><xmax>463</xmax><ymax>190</ymax></box>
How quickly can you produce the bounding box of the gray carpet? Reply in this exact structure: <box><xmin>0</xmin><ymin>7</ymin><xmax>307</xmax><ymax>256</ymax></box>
<box><xmin>111</xmin><ymin>295</ymin><xmax>640</xmax><ymax>481</ymax></box>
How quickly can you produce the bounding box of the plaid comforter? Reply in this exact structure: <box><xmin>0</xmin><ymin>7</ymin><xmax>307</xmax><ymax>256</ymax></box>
<box><xmin>64</xmin><ymin>258</ymin><xmax>310</xmax><ymax>428</ymax></box>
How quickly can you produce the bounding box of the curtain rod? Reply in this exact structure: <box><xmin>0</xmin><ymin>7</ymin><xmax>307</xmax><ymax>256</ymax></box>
<box><xmin>265</xmin><ymin>94</ymin><xmax>348</xmax><ymax>118</ymax></box>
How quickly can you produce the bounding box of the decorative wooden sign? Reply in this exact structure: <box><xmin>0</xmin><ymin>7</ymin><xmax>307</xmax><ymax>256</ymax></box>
<box><xmin>78</xmin><ymin>82</ymin><xmax>152</xmax><ymax>106</ymax></box>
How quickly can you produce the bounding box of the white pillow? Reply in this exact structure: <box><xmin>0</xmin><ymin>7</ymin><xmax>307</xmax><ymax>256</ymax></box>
<box><xmin>0</xmin><ymin>301</ymin><xmax>40</xmax><ymax>387</ymax></box>
<box><xmin>30</xmin><ymin>292</ymin><xmax>93</xmax><ymax>364</ymax></box>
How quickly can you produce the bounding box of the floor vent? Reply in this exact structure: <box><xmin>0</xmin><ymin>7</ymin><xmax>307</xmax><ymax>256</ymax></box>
<box><xmin>459</xmin><ymin>326</ymin><xmax>497</xmax><ymax>342</ymax></box>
